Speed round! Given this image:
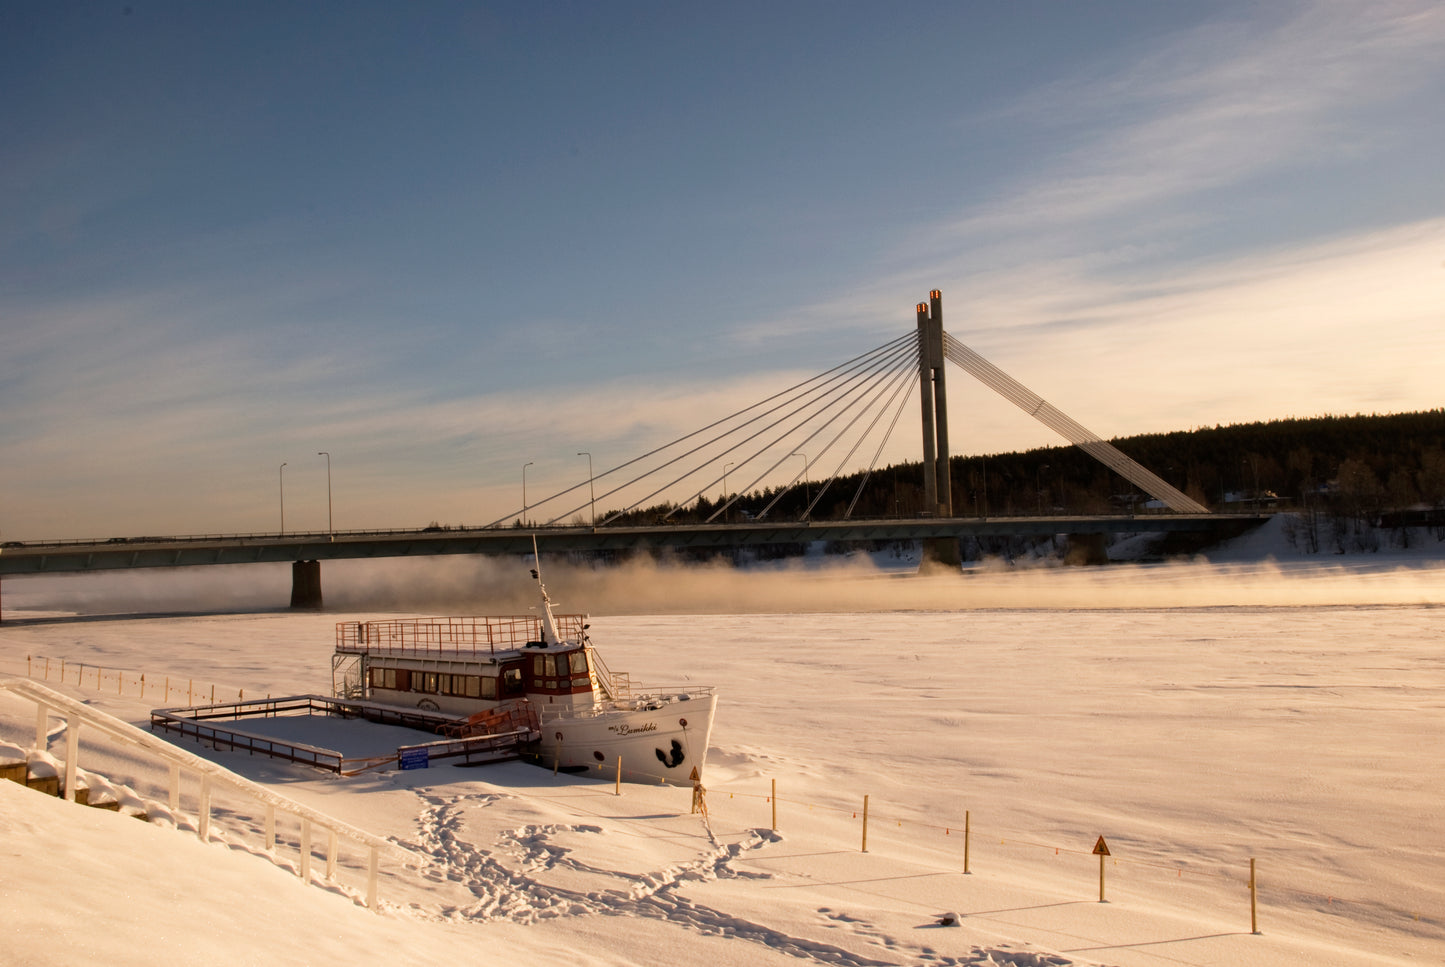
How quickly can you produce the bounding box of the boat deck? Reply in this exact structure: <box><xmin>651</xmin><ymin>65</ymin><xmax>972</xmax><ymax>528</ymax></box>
<box><xmin>150</xmin><ymin>694</ymin><xmax>538</xmax><ymax>775</ymax></box>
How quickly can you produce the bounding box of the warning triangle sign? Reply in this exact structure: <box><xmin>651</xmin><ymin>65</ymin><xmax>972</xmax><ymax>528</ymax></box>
<box><xmin>689</xmin><ymin>767</ymin><xmax>699</xmax><ymax>781</ymax></box>
<box><xmin>1092</xmin><ymin>836</ymin><xmax>1110</xmax><ymax>856</ymax></box>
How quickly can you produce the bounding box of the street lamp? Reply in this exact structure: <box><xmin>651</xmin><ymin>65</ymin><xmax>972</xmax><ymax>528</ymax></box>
<box><xmin>980</xmin><ymin>454</ymin><xmax>989</xmax><ymax>520</ymax></box>
<box><xmin>317</xmin><ymin>451</ymin><xmax>332</xmax><ymax>538</ymax></box>
<box><xmin>577</xmin><ymin>452</ymin><xmax>595</xmax><ymax>526</ymax></box>
<box><xmin>791</xmin><ymin>451</ymin><xmax>809</xmax><ymax>518</ymax></box>
<box><xmin>278</xmin><ymin>462</ymin><xmax>287</xmax><ymax>535</ymax></box>
<box><xmin>722</xmin><ymin>462</ymin><xmax>734</xmax><ymax>523</ymax></box>
<box><xmin>523</xmin><ymin>461</ymin><xmax>534</xmax><ymax>524</ymax></box>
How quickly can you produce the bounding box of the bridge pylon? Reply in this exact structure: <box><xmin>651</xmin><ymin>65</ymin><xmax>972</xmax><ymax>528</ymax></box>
<box><xmin>917</xmin><ymin>291</ymin><xmax>960</xmax><ymax>568</ymax></box>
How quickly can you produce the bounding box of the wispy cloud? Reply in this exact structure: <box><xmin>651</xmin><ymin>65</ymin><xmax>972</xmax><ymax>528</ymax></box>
<box><xmin>737</xmin><ymin>2</ymin><xmax>1445</xmax><ymax>348</ymax></box>
<box><xmin>936</xmin><ymin>2</ymin><xmax>1445</xmax><ymax>245</ymax></box>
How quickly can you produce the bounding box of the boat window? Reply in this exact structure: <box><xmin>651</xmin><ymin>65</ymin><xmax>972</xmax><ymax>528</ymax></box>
<box><xmin>480</xmin><ymin>676</ymin><xmax>497</xmax><ymax>700</ymax></box>
<box><xmin>423</xmin><ymin>672</ymin><xmax>438</xmax><ymax>694</ymax></box>
<box><xmin>568</xmin><ymin>651</ymin><xmax>587</xmax><ymax>675</ymax></box>
<box><xmin>502</xmin><ymin>667</ymin><xmax>524</xmax><ymax>696</ymax></box>
<box><xmin>463</xmin><ymin>676</ymin><xmax>480</xmax><ymax>698</ymax></box>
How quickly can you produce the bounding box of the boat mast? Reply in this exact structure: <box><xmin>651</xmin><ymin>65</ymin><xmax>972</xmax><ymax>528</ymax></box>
<box><xmin>530</xmin><ymin>536</ymin><xmax>562</xmax><ymax>646</ymax></box>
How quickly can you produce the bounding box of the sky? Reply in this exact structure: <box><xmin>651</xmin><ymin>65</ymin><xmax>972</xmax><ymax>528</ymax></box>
<box><xmin>3</xmin><ymin>1</ymin><xmax>1443</xmax><ymax>540</ymax></box>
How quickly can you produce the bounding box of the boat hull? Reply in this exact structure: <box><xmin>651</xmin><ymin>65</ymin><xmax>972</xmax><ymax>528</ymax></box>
<box><xmin>537</xmin><ymin>691</ymin><xmax>717</xmax><ymax>785</ymax></box>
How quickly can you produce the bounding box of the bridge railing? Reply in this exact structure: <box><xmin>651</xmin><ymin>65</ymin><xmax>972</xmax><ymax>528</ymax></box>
<box><xmin>2</xmin><ymin>524</ymin><xmax>519</xmax><ymax>549</ymax></box>
<box><xmin>2</xmin><ymin>511</ymin><xmax>1248</xmax><ymax>553</ymax></box>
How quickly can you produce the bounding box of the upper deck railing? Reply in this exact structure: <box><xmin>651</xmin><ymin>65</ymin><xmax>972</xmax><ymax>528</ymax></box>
<box><xmin>335</xmin><ymin>614</ymin><xmax>590</xmax><ymax>657</ymax></box>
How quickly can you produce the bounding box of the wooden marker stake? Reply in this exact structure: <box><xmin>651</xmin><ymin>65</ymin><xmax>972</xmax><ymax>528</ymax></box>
<box><xmin>1250</xmin><ymin>857</ymin><xmax>1260</xmax><ymax>934</ymax></box>
<box><xmin>964</xmin><ymin>809</ymin><xmax>971</xmax><ymax>874</ymax></box>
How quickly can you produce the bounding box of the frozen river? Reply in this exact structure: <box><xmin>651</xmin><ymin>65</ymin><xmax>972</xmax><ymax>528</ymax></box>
<box><xmin>2</xmin><ymin>548</ymin><xmax>1443</xmax><ymax>966</ymax></box>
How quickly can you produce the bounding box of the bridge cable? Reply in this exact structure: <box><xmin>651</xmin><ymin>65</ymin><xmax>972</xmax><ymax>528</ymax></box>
<box><xmin>842</xmin><ymin>379</ymin><xmax>916</xmax><ymax>520</ymax></box>
<box><xmin>757</xmin><ymin>349</ymin><xmax>920</xmax><ymax>521</ymax></box>
<box><xmin>505</xmin><ymin>332</ymin><xmax>916</xmax><ymax>527</ymax></box>
<box><xmin>692</xmin><ymin>338</ymin><xmax>918</xmax><ymax>522</ymax></box>
<box><xmin>708</xmin><ymin>349</ymin><xmax>916</xmax><ymax>524</ymax></box>
<box><xmin>672</xmin><ymin>338</ymin><xmax>917</xmax><ymax>522</ymax></box>
<box><xmin>827</xmin><ymin>355</ymin><xmax>921</xmax><ymax>520</ymax></box>
<box><xmin>491</xmin><ymin>333</ymin><xmax>913</xmax><ymax>527</ymax></box>
<box><xmin>631</xmin><ymin>336</ymin><xmax>917</xmax><ymax>524</ymax></box>
<box><xmin>941</xmin><ymin>333</ymin><xmax>1209</xmax><ymax>514</ymax></box>
<box><xmin>799</xmin><ymin>350</ymin><xmax>921</xmax><ymax>520</ymax></box>
<box><xmin>593</xmin><ymin>335</ymin><xmax>914</xmax><ymax>525</ymax></box>
<box><xmin>695</xmin><ymin>339</ymin><xmax>920</xmax><ymax>524</ymax></box>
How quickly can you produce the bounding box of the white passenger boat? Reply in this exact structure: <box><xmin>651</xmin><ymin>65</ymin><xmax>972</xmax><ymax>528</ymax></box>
<box><xmin>331</xmin><ymin>565</ymin><xmax>717</xmax><ymax>785</ymax></box>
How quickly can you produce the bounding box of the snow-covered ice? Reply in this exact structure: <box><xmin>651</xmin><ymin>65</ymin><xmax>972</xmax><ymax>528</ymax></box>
<box><xmin>2</xmin><ymin>520</ymin><xmax>1443</xmax><ymax>966</ymax></box>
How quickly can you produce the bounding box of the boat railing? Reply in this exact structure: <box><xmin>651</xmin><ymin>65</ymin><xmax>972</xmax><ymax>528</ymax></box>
<box><xmin>334</xmin><ymin>614</ymin><xmax>588</xmax><ymax>657</ymax></box>
<box><xmin>587</xmin><ymin>648</ymin><xmax>633</xmax><ymax>700</ymax></box>
<box><xmin>536</xmin><ymin>686</ymin><xmax>715</xmax><ymax>722</ymax></box>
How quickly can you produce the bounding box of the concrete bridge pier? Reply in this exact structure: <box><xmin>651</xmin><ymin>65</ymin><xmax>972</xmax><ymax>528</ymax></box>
<box><xmin>918</xmin><ymin>539</ymin><xmax>963</xmax><ymax>574</ymax></box>
<box><xmin>290</xmin><ymin>560</ymin><xmax>323</xmax><ymax>609</ymax></box>
<box><xmin>1064</xmin><ymin>533</ymin><xmax>1110</xmax><ymax>566</ymax></box>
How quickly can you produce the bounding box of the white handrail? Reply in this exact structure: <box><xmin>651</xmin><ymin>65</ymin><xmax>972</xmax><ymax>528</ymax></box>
<box><xmin>0</xmin><ymin>677</ymin><xmax>411</xmax><ymax>909</ymax></box>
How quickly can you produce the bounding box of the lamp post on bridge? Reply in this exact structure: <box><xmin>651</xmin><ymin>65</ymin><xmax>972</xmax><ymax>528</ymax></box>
<box><xmin>578</xmin><ymin>452</ymin><xmax>595</xmax><ymax>526</ymax></box>
<box><xmin>723</xmin><ymin>462</ymin><xmax>734</xmax><ymax>523</ymax></box>
<box><xmin>791</xmin><ymin>451</ymin><xmax>809</xmax><ymax>518</ymax></box>
<box><xmin>1243</xmin><ymin>456</ymin><xmax>1260</xmax><ymax>516</ymax></box>
<box><xmin>978</xmin><ymin>454</ymin><xmax>989</xmax><ymax>521</ymax></box>
<box><xmin>278</xmin><ymin>462</ymin><xmax>287</xmax><ymax>536</ymax></box>
<box><xmin>317</xmin><ymin>451</ymin><xmax>332</xmax><ymax>538</ymax></box>
<box><xmin>522</xmin><ymin>462</ymin><xmax>533</xmax><ymax>526</ymax></box>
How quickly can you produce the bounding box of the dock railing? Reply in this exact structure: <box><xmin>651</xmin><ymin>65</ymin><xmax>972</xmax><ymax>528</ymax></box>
<box><xmin>0</xmin><ymin>678</ymin><xmax>409</xmax><ymax>910</ymax></box>
<box><xmin>149</xmin><ymin>694</ymin><xmax>540</xmax><ymax>776</ymax></box>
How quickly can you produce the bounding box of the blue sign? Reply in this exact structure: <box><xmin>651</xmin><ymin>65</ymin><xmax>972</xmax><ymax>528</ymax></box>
<box><xmin>399</xmin><ymin>747</ymin><xmax>430</xmax><ymax>771</ymax></box>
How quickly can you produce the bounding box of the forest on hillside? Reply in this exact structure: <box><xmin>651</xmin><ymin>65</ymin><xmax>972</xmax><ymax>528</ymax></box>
<box><xmin>608</xmin><ymin>410</ymin><xmax>1445</xmax><ymax>550</ymax></box>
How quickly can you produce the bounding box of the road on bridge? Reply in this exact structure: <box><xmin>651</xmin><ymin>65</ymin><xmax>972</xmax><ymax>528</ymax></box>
<box><xmin>1</xmin><ymin>514</ymin><xmax>1262</xmax><ymax>576</ymax></box>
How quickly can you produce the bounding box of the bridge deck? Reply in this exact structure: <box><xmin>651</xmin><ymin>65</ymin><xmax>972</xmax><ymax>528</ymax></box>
<box><xmin>0</xmin><ymin>515</ymin><xmax>1263</xmax><ymax>576</ymax></box>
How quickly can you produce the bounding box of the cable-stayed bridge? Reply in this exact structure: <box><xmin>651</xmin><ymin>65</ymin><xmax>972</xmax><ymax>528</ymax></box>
<box><xmin>1</xmin><ymin>291</ymin><xmax>1254</xmax><ymax>612</ymax></box>
<box><xmin>500</xmin><ymin>290</ymin><xmax>1207</xmax><ymax>531</ymax></box>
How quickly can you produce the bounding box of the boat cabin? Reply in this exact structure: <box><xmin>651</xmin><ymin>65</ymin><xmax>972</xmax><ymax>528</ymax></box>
<box><xmin>333</xmin><ymin>615</ymin><xmax>605</xmax><ymax>716</ymax></box>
